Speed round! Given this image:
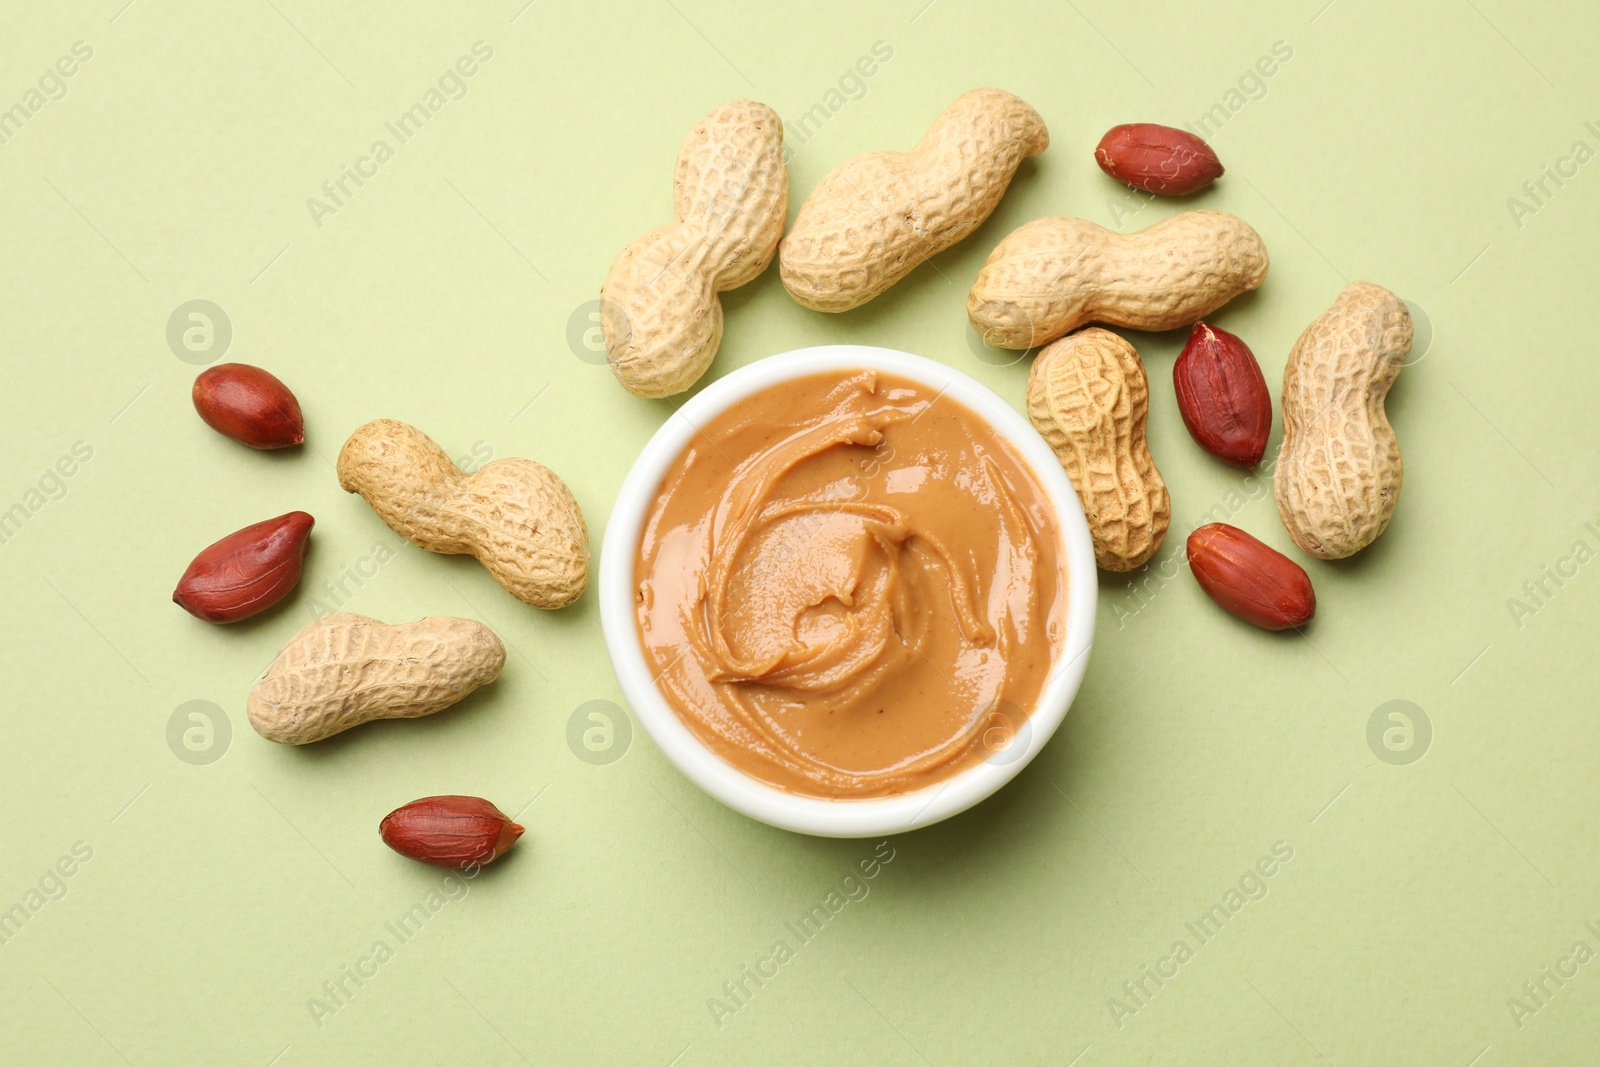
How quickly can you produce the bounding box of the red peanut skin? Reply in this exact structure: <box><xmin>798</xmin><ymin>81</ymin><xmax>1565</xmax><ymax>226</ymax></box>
<box><xmin>380</xmin><ymin>796</ymin><xmax>525</xmax><ymax>869</ymax></box>
<box><xmin>1173</xmin><ymin>323</ymin><xmax>1272</xmax><ymax>467</ymax></box>
<box><xmin>192</xmin><ymin>363</ymin><xmax>305</xmax><ymax>449</ymax></box>
<box><xmin>1187</xmin><ymin>523</ymin><xmax>1315</xmax><ymax>631</ymax></box>
<box><xmin>173</xmin><ymin>511</ymin><xmax>314</xmax><ymax>623</ymax></box>
<box><xmin>1095</xmin><ymin>123</ymin><xmax>1224</xmax><ymax>196</ymax></box>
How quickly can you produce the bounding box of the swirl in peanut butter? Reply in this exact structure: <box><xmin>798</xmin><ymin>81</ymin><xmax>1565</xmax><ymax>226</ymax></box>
<box><xmin>634</xmin><ymin>370</ymin><xmax>1066</xmax><ymax>798</ymax></box>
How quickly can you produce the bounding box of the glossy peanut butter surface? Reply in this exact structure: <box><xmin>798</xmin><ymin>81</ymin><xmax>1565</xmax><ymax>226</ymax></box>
<box><xmin>634</xmin><ymin>370</ymin><xmax>1067</xmax><ymax>798</ymax></box>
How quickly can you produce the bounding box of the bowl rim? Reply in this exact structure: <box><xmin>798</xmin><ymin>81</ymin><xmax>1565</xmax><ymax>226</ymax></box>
<box><xmin>598</xmin><ymin>344</ymin><xmax>1097</xmax><ymax>838</ymax></box>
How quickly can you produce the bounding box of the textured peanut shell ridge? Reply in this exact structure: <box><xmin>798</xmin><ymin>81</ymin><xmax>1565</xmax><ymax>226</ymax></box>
<box><xmin>248</xmin><ymin>612</ymin><xmax>506</xmax><ymax>745</ymax></box>
<box><xmin>1274</xmin><ymin>282</ymin><xmax>1411</xmax><ymax>559</ymax></box>
<box><xmin>1027</xmin><ymin>328</ymin><xmax>1170</xmax><ymax>570</ymax></box>
<box><xmin>968</xmin><ymin>211</ymin><xmax>1269</xmax><ymax>349</ymax></box>
<box><xmin>778</xmin><ymin>88</ymin><xmax>1049</xmax><ymax>312</ymax></box>
<box><xmin>337</xmin><ymin>419</ymin><xmax>590</xmax><ymax>608</ymax></box>
<box><xmin>601</xmin><ymin>99</ymin><xmax>788</xmax><ymax>398</ymax></box>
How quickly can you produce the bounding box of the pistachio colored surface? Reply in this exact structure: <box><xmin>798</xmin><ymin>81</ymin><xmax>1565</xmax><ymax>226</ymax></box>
<box><xmin>2</xmin><ymin>2</ymin><xmax>1599</xmax><ymax>1064</ymax></box>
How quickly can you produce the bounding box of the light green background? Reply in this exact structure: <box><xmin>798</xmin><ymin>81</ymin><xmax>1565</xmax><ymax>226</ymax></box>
<box><xmin>3</xmin><ymin>1</ymin><xmax>1597</xmax><ymax>1063</ymax></box>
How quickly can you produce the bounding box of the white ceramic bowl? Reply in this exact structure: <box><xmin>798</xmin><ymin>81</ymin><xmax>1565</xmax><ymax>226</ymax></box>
<box><xmin>599</xmin><ymin>345</ymin><xmax>1097</xmax><ymax>837</ymax></box>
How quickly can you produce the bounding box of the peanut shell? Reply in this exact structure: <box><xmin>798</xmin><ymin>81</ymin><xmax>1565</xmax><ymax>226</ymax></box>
<box><xmin>968</xmin><ymin>210</ymin><xmax>1268</xmax><ymax>349</ymax></box>
<box><xmin>337</xmin><ymin>419</ymin><xmax>588</xmax><ymax>609</ymax></box>
<box><xmin>779</xmin><ymin>88</ymin><xmax>1048</xmax><ymax>312</ymax></box>
<box><xmin>1274</xmin><ymin>282</ymin><xmax>1411</xmax><ymax>559</ymax></box>
<box><xmin>248</xmin><ymin>613</ymin><xmax>505</xmax><ymax>745</ymax></box>
<box><xmin>601</xmin><ymin>99</ymin><xmax>788</xmax><ymax>398</ymax></box>
<box><xmin>1027</xmin><ymin>328</ymin><xmax>1170</xmax><ymax>571</ymax></box>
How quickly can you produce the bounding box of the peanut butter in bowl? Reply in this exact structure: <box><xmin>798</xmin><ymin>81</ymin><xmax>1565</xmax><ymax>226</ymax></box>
<box><xmin>633</xmin><ymin>367</ymin><xmax>1068</xmax><ymax>799</ymax></box>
